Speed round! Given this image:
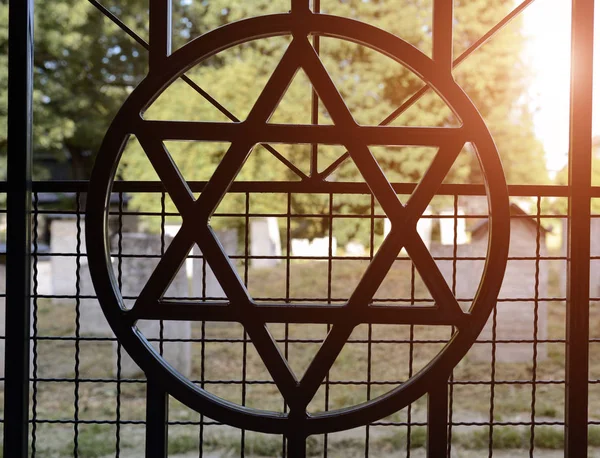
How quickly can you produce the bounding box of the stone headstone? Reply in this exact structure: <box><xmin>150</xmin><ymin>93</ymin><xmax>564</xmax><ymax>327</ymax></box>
<box><xmin>311</xmin><ymin>237</ymin><xmax>337</xmax><ymax>257</ymax></box>
<box><xmin>383</xmin><ymin>218</ymin><xmax>392</xmax><ymax>239</ymax></box>
<box><xmin>111</xmin><ymin>233</ymin><xmax>191</xmax><ymax>377</ymax></box>
<box><xmin>250</xmin><ymin>217</ymin><xmax>281</xmax><ymax>268</ymax></box>
<box><xmin>291</xmin><ymin>239</ymin><xmax>310</xmax><ymax>257</ymax></box>
<box><xmin>345</xmin><ymin>241</ymin><xmax>366</xmax><ymax>257</ymax></box>
<box><xmin>192</xmin><ymin>229</ymin><xmax>238</xmax><ymax>300</ymax></box>
<box><xmin>35</xmin><ymin>260</ymin><xmax>53</xmax><ymax>296</ymax></box>
<box><xmin>79</xmin><ymin>260</ymin><xmax>112</xmax><ymax>336</ymax></box>
<box><xmin>440</xmin><ymin>209</ymin><xmax>468</xmax><ymax>245</ymax></box>
<box><xmin>292</xmin><ymin>237</ymin><xmax>337</xmax><ymax>257</ymax></box>
<box><xmin>417</xmin><ymin>207</ymin><xmax>433</xmax><ymax>249</ymax></box>
<box><xmin>50</xmin><ymin>218</ymin><xmax>86</xmax><ymax>299</ymax></box>
<box><xmin>384</xmin><ymin>206</ymin><xmax>432</xmax><ymax>255</ymax></box>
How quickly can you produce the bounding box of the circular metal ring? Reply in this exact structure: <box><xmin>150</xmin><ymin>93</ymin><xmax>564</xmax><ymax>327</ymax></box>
<box><xmin>86</xmin><ymin>12</ymin><xmax>510</xmax><ymax>436</ymax></box>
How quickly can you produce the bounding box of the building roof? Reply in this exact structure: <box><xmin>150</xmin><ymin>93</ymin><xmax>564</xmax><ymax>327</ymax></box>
<box><xmin>470</xmin><ymin>202</ymin><xmax>552</xmax><ymax>238</ymax></box>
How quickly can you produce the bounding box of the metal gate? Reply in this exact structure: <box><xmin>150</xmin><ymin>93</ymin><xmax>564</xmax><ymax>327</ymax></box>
<box><xmin>2</xmin><ymin>0</ymin><xmax>596</xmax><ymax>456</ymax></box>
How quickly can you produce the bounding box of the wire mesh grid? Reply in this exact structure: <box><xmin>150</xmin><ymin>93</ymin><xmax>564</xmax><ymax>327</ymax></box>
<box><xmin>2</xmin><ymin>0</ymin><xmax>596</xmax><ymax>455</ymax></box>
<box><xmin>0</xmin><ymin>184</ymin><xmax>574</xmax><ymax>457</ymax></box>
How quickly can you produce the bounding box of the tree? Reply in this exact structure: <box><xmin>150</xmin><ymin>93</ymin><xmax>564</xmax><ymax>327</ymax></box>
<box><xmin>0</xmin><ymin>0</ymin><xmax>149</xmax><ymax>179</ymax></box>
<box><xmin>0</xmin><ymin>1</ymin><xmax>547</xmax><ymax>244</ymax></box>
<box><xmin>118</xmin><ymin>0</ymin><xmax>547</xmax><ymax>244</ymax></box>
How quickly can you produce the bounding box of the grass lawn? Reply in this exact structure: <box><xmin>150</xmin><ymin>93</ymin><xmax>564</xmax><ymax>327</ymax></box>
<box><xmin>3</xmin><ymin>256</ymin><xmax>600</xmax><ymax>457</ymax></box>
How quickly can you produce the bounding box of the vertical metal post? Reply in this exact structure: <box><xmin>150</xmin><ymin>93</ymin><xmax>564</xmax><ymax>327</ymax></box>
<box><xmin>432</xmin><ymin>0</ymin><xmax>453</xmax><ymax>72</ymax></box>
<box><xmin>291</xmin><ymin>0</ymin><xmax>311</xmax><ymax>14</ymax></box>
<box><xmin>286</xmin><ymin>434</ymin><xmax>307</xmax><ymax>458</ymax></box>
<box><xmin>3</xmin><ymin>0</ymin><xmax>34</xmax><ymax>456</ymax></box>
<box><xmin>146</xmin><ymin>380</ymin><xmax>169</xmax><ymax>457</ymax></box>
<box><xmin>149</xmin><ymin>0</ymin><xmax>172</xmax><ymax>72</ymax></box>
<box><xmin>427</xmin><ymin>381</ymin><xmax>448</xmax><ymax>458</ymax></box>
<box><xmin>566</xmin><ymin>0</ymin><xmax>594</xmax><ymax>455</ymax></box>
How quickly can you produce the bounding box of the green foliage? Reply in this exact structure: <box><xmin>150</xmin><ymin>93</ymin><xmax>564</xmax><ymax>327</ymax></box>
<box><xmin>169</xmin><ymin>434</ymin><xmax>199</xmax><ymax>454</ymax></box>
<box><xmin>381</xmin><ymin>426</ymin><xmax>428</xmax><ymax>450</ymax></box>
<box><xmin>533</xmin><ymin>426</ymin><xmax>564</xmax><ymax>450</ymax></box>
<box><xmin>61</xmin><ymin>424</ymin><xmax>120</xmax><ymax>458</ymax></box>
<box><xmin>117</xmin><ymin>0</ymin><xmax>546</xmax><ymax>242</ymax></box>
<box><xmin>0</xmin><ymin>0</ymin><xmax>149</xmax><ymax>179</ymax></box>
<box><xmin>454</xmin><ymin>426</ymin><xmax>566</xmax><ymax>450</ymax></box>
<box><xmin>589</xmin><ymin>426</ymin><xmax>600</xmax><ymax>447</ymax></box>
<box><xmin>456</xmin><ymin>427</ymin><xmax>526</xmax><ymax>450</ymax></box>
<box><xmin>1</xmin><ymin>1</ymin><xmax>547</xmax><ymax>242</ymax></box>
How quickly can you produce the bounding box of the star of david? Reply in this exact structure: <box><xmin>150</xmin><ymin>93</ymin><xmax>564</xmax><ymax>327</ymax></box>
<box><xmin>124</xmin><ymin>37</ymin><xmax>469</xmax><ymax>412</ymax></box>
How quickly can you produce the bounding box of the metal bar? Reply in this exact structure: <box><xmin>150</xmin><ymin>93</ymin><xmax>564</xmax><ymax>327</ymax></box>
<box><xmin>142</xmin><ymin>120</ymin><xmax>462</xmax><ymax>146</ymax></box>
<box><xmin>3</xmin><ymin>0</ymin><xmax>34</xmax><ymax>456</ymax></box>
<box><xmin>291</xmin><ymin>0</ymin><xmax>310</xmax><ymax>14</ymax></box>
<box><xmin>565</xmin><ymin>0</ymin><xmax>594</xmax><ymax>455</ymax></box>
<box><xmin>149</xmin><ymin>0</ymin><xmax>172</xmax><ymax>72</ymax></box>
<box><xmin>130</xmin><ymin>302</ymin><xmax>465</xmax><ymax>325</ymax></box>
<box><xmin>145</xmin><ymin>380</ymin><xmax>169</xmax><ymax>457</ymax></box>
<box><xmin>286</xmin><ymin>434</ymin><xmax>307</xmax><ymax>458</ymax></box>
<box><xmin>433</xmin><ymin>0</ymin><xmax>453</xmax><ymax>71</ymax></box>
<box><xmin>310</xmin><ymin>0</ymin><xmax>321</xmax><ymax>178</ymax></box>
<box><xmin>427</xmin><ymin>381</ymin><xmax>448</xmax><ymax>458</ymax></box>
<box><xmin>87</xmin><ymin>0</ymin><xmax>308</xmax><ymax>181</ymax></box>
<box><xmin>378</xmin><ymin>0</ymin><xmax>537</xmax><ymax>127</ymax></box>
<box><xmin>19</xmin><ymin>180</ymin><xmax>585</xmax><ymax>196</ymax></box>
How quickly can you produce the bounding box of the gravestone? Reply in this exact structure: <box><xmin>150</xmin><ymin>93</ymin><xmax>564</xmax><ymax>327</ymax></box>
<box><xmin>291</xmin><ymin>237</ymin><xmax>337</xmax><ymax>257</ymax></box>
<box><xmin>35</xmin><ymin>260</ymin><xmax>53</xmax><ymax>296</ymax></box>
<box><xmin>384</xmin><ymin>206</ymin><xmax>433</xmax><ymax>254</ymax></box>
<box><xmin>439</xmin><ymin>209</ymin><xmax>468</xmax><ymax>245</ymax></box>
<box><xmin>250</xmin><ymin>217</ymin><xmax>281</xmax><ymax>268</ymax></box>
<box><xmin>345</xmin><ymin>241</ymin><xmax>366</xmax><ymax>256</ymax></box>
<box><xmin>111</xmin><ymin>233</ymin><xmax>191</xmax><ymax>377</ymax></box>
<box><xmin>469</xmin><ymin>204</ymin><xmax>549</xmax><ymax>363</ymax></box>
<box><xmin>417</xmin><ymin>207</ymin><xmax>433</xmax><ymax>249</ymax></box>
<box><xmin>291</xmin><ymin>239</ymin><xmax>310</xmax><ymax>257</ymax></box>
<box><xmin>192</xmin><ymin>229</ymin><xmax>238</xmax><ymax>300</ymax></box>
<box><xmin>79</xmin><ymin>259</ymin><xmax>111</xmax><ymax>336</ymax></box>
<box><xmin>50</xmin><ymin>217</ymin><xmax>86</xmax><ymax>299</ymax></box>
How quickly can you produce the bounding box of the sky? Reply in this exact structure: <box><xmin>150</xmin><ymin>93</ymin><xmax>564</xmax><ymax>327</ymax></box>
<box><xmin>523</xmin><ymin>0</ymin><xmax>600</xmax><ymax>174</ymax></box>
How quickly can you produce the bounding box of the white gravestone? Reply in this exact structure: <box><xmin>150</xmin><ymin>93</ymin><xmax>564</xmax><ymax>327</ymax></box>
<box><xmin>345</xmin><ymin>241</ymin><xmax>366</xmax><ymax>256</ymax></box>
<box><xmin>417</xmin><ymin>208</ymin><xmax>433</xmax><ymax>249</ymax></box>
<box><xmin>291</xmin><ymin>237</ymin><xmax>337</xmax><ymax>257</ymax></box>
<box><xmin>50</xmin><ymin>218</ymin><xmax>86</xmax><ymax>299</ymax></box>
<box><xmin>35</xmin><ymin>260</ymin><xmax>53</xmax><ymax>296</ymax></box>
<box><xmin>291</xmin><ymin>239</ymin><xmax>310</xmax><ymax>257</ymax></box>
<box><xmin>112</xmin><ymin>233</ymin><xmax>191</xmax><ymax>377</ymax></box>
<box><xmin>165</xmin><ymin>225</ymin><xmax>193</xmax><ymax>280</ymax></box>
<box><xmin>193</xmin><ymin>229</ymin><xmax>238</xmax><ymax>300</ymax></box>
<box><xmin>440</xmin><ymin>209</ymin><xmax>468</xmax><ymax>245</ymax></box>
<box><xmin>79</xmin><ymin>259</ymin><xmax>111</xmax><ymax>336</ymax></box>
<box><xmin>250</xmin><ymin>217</ymin><xmax>281</xmax><ymax>268</ymax></box>
<box><xmin>384</xmin><ymin>207</ymin><xmax>433</xmax><ymax>253</ymax></box>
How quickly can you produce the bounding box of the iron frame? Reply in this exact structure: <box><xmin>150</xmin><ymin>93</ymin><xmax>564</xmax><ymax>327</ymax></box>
<box><xmin>3</xmin><ymin>0</ymin><xmax>596</xmax><ymax>457</ymax></box>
